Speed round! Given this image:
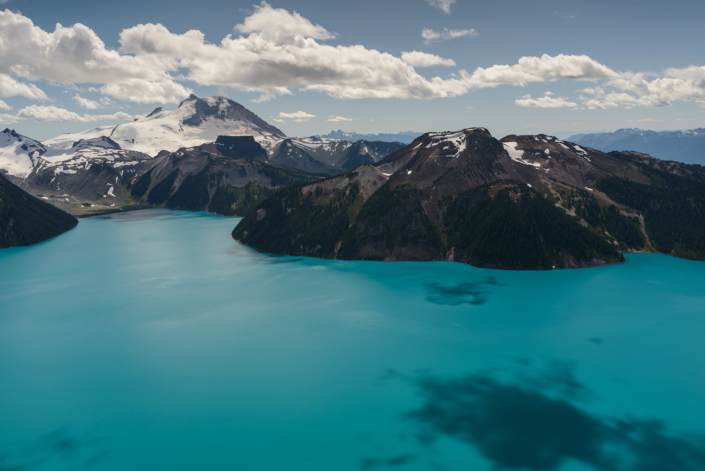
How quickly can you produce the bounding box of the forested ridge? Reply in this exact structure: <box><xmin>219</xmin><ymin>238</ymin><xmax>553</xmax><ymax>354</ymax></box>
<box><xmin>1</xmin><ymin>173</ymin><xmax>78</xmax><ymax>249</ymax></box>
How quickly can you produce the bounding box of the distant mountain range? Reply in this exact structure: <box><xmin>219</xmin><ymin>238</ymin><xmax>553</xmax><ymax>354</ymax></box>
<box><xmin>568</xmin><ymin>128</ymin><xmax>705</xmax><ymax>165</ymax></box>
<box><xmin>234</xmin><ymin>129</ymin><xmax>705</xmax><ymax>268</ymax></box>
<box><xmin>0</xmin><ymin>95</ymin><xmax>405</xmax><ymax>216</ymax></box>
<box><xmin>2</xmin><ymin>97</ymin><xmax>704</xmax><ymax>267</ymax></box>
<box><xmin>320</xmin><ymin>130</ymin><xmax>422</xmax><ymax>144</ymax></box>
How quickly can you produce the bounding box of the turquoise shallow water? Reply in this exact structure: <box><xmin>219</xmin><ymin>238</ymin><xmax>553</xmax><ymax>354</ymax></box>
<box><xmin>1</xmin><ymin>209</ymin><xmax>704</xmax><ymax>471</ymax></box>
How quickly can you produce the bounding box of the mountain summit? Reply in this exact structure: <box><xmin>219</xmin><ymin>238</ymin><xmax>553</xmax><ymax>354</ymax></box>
<box><xmin>41</xmin><ymin>95</ymin><xmax>286</xmax><ymax>157</ymax></box>
<box><xmin>233</xmin><ymin>127</ymin><xmax>705</xmax><ymax>269</ymax></box>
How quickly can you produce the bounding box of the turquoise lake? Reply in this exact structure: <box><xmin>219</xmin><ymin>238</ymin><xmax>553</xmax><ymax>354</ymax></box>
<box><xmin>1</xmin><ymin>209</ymin><xmax>704</xmax><ymax>471</ymax></box>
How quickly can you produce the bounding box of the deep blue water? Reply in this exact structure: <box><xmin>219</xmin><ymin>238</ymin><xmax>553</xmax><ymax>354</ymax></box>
<box><xmin>1</xmin><ymin>210</ymin><xmax>704</xmax><ymax>471</ymax></box>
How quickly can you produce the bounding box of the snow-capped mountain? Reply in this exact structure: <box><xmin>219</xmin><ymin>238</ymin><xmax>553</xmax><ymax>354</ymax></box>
<box><xmin>568</xmin><ymin>128</ymin><xmax>705</xmax><ymax>165</ymax></box>
<box><xmin>43</xmin><ymin>94</ymin><xmax>286</xmax><ymax>157</ymax></box>
<box><xmin>320</xmin><ymin>129</ymin><xmax>422</xmax><ymax>144</ymax></box>
<box><xmin>0</xmin><ymin>129</ymin><xmax>47</xmax><ymax>178</ymax></box>
<box><xmin>2</xmin><ymin>95</ymin><xmax>407</xmax><ymax>182</ymax></box>
<box><xmin>266</xmin><ymin>137</ymin><xmax>405</xmax><ymax>174</ymax></box>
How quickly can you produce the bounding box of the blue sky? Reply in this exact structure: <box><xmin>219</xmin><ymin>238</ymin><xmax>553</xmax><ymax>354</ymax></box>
<box><xmin>1</xmin><ymin>0</ymin><xmax>704</xmax><ymax>140</ymax></box>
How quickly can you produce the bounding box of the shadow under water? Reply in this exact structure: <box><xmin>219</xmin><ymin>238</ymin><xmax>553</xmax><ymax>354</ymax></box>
<box><xmin>400</xmin><ymin>363</ymin><xmax>705</xmax><ymax>471</ymax></box>
<box><xmin>424</xmin><ymin>277</ymin><xmax>502</xmax><ymax>306</ymax></box>
<box><xmin>360</xmin><ymin>455</ymin><xmax>416</xmax><ymax>470</ymax></box>
<box><xmin>0</xmin><ymin>428</ymin><xmax>106</xmax><ymax>471</ymax></box>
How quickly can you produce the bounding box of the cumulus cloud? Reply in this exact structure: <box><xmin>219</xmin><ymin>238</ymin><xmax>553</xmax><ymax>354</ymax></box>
<box><xmin>2</xmin><ymin>5</ymin><xmax>705</xmax><ymax>110</ymax></box>
<box><xmin>328</xmin><ymin>116</ymin><xmax>352</xmax><ymax>122</ymax></box>
<box><xmin>73</xmin><ymin>93</ymin><xmax>100</xmax><ymax>109</ymax></box>
<box><xmin>0</xmin><ymin>112</ymin><xmax>18</xmax><ymax>124</ymax></box>
<box><xmin>401</xmin><ymin>51</ymin><xmax>456</xmax><ymax>67</ymax></box>
<box><xmin>0</xmin><ymin>9</ymin><xmax>185</xmax><ymax>103</ymax></box>
<box><xmin>278</xmin><ymin>111</ymin><xmax>315</xmax><ymax>122</ymax></box>
<box><xmin>0</xmin><ymin>99</ymin><xmax>10</xmax><ymax>110</ymax></box>
<box><xmin>516</xmin><ymin>93</ymin><xmax>578</xmax><ymax>108</ymax></box>
<box><xmin>422</xmin><ymin>27</ymin><xmax>478</xmax><ymax>44</ymax></box>
<box><xmin>0</xmin><ymin>73</ymin><xmax>47</xmax><ymax>100</ymax></box>
<box><xmin>272</xmin><ymin>118</ymin><xmax>285</xmax><ymax>123</ymax></box>
<box><xmin>100</xmin><ymin>79</ymin><xmax>192</xmax><ymax>104</ymax></box>
<box><xmin>234</xmin><ymin>2</ymin><xmax>335</xmax><ymax>40</ymax></box>
<box><xmin>425</xmin><ymin>0</ymin><xmax>456</xmax><ymax>14</ymax></box>
<box><xmin>17</xmin><ymin>105</ymin><xmax>132</xmax><ymax>122</ymax></box>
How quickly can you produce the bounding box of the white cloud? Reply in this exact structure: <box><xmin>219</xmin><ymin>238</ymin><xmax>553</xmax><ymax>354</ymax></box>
<box><xmin>401</xmin><ymin>51</ymin><xmax>456</xmax><ymax>67</ymax></box>
<box><xmin>328</xmin><ymin>116</ymin><xmax>352</xmax><ymax>122</ymax></box>
<box><xmin>555</xmin><ymin>12</ymin><xmax>576</xmax><ymax>19</ymax></box>
<box><xmin>0</xmin><ymin>99</ymin><xmax>10</xmax><ymax>110</ymax></box>
<box><xmin>73</xmin><ymin>93</ymin><xmax>100</xmax><ymax>109</ymax></box>
<box><xmin>16</xmin><ymin>105</ymin><xmax>132</xmax><ymax>122</ymax></box>
<box><xmin>0</xmin><ymin>9</ymin><xmax>184</xmax><ymax>103</ymax></box>
<box><xmin>425</xmin><ymin>0</ymin><xmax>456</xmax><ymax>14</ymax></box>
<box><xmin>0</xmin><ymin>112</ymin><xmax>18</xmax><ymax>124</ymax></box>
<box><xmin>516</xmin><ymin>93</ymin><xmax>577</xmax><ymax>108</ymax></box>
<box><xmin>3</xmin><ymin>5</ymin><xmax>705</xmax><ymax>110</ymax></box>
<box><xmin>101</xmin><ymin>79</ymin><xmax>192</xmax><ymax>104</ymax></box>
<box><xmin>422</xmin><ymin>27</ymin><xmax>477</xmax><ymax>44</ymax></box>
<box><xmin>272</xmin><ymin>118</ymin><xmax>285</xmax><ymax>123</ymax></box>
<box><xmin>626</xmin><ymin>118</ymin><xmax>664</xmax><ymax>123</ymax></box>
<box><xmin>235</xmin><ymin>2</ymin><xmax>335</xmax><ymax>40</ymax></box>
<box><xmin>278</xmin><ymin>111</ymin><xmax>315</xmax><ymax>122</ymax></box>
<box><xmin>0</xmin><ymin>73</ymin><xmax>47</xmax><ymax>100</ymax></box>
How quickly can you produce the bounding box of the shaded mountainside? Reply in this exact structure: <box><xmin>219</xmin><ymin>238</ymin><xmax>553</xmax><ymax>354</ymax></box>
<box><xmin>128</xmin><ymin>137</ymin><xmax>321</xmax><ymax>217</ymax></box>
<box><xmin>10</xmin><ymin>135</ymin><xmax>320</xmax><ymax>217</ymax></box>
<box><xmin>595</xmin><ymin>151</ymin><xmax>705</xmax><ymax>260</ymax></box>
<box><xmin>233</xmin><ymin>128</ymin><xmax>705</xmax><ymax>269</ymax></box>
<box><xmin>569</xmin><ymin>128</ymin><xmax>705</xmax><ymax>165</ymax></box>
<box><xmin>0</xmin><ymin>172</ymin><xmax>77</xmax><ymax>249</ymax></box>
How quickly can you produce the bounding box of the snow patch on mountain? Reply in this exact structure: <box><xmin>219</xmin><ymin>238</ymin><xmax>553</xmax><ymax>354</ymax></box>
<box><xmin>42</xmin><ymin>95</ymin><xmax>285</xmax><ymax>158</ymax></box>
<box><xmin>0</xmin><ymin>129</ymin><xmax>47</xmax><ymax>178</ymax></box>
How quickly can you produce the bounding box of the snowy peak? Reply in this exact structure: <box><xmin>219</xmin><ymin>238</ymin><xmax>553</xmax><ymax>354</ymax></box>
<box><xmin>40</xmin><ymin>95</ymin><xmax>287</xmax><ymax>158</ymax></box>
<box><xmin>175</xmin><ymin>95</ymin><xmax>285</xmax><ymax>136</ymax></box>
<box><xmin>0</xmin><ymin>128</ymin><xmax>47</xmax><ymax>178</ymax></box>
<box><xmin>321</xmin><ymin>129</ymin><xmax>423</xmax><ymax>144</ymax></box>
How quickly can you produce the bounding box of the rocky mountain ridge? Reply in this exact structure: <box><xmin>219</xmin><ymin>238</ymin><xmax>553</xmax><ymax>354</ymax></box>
<box><xmin>233</xmin><ymin>127</ymin><xmax>705</xmax><ymax>269</ymax></box>
<box><xmin>1</xmin><ymin>96</ymin><xmax>406</xmax><ymax>207</ymax></box>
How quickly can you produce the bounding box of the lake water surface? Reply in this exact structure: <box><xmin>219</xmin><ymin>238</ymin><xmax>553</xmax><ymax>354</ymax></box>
<box><xmin>1</xmin><ymin>210</ymin><xmax>704</xmax><ymax>471</ymax></box>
